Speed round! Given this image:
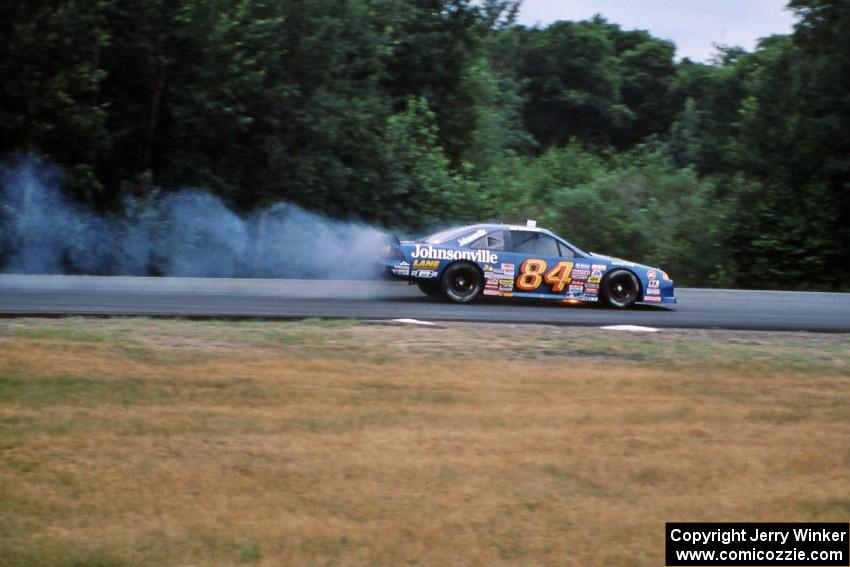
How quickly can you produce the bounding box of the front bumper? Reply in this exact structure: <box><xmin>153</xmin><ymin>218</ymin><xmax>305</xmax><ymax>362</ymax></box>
<box><xmin>641</xmin><ymin>278</ymin><xmax>676</xmax><ymax>304</ymax></box>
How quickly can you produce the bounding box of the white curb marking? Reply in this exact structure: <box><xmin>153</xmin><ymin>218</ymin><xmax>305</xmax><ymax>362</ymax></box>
<box><xmin>392</xmin><ymin>318</ymin><xmax>438</xmax><ymax>326</ymax></box>
<box><xmin>600</xmin><ymin>325</ymin><xmax>659</xmax><ymax>333</ymax></box>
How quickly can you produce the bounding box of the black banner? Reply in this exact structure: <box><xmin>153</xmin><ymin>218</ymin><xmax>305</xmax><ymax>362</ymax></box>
<box><xmin>666</xmin><ymin>523</ymin><xmax>849</xmax><ymax>566</ymax></box>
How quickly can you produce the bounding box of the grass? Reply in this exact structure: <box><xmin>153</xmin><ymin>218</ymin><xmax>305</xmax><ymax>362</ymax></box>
<box><xmin>0</xmin><ymin>318</ymin><xmax>849</xmax><ymax>566</ymax></box>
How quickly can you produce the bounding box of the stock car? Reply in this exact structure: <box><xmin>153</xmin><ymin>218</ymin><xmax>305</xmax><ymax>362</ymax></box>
<box><xmin>382</xmin><ymin>221</ymin><xmax>675</xmax><ymax>308</ymax></box>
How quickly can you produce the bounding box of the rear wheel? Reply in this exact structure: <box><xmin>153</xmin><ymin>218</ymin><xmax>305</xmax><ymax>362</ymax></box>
<box><xmin>440</xmin><ymin>262</ymin><xmax>483</xmax><ymax>303</ymax></box>
<box><xmin>601</xmin><ymin>269</ymin><xmax>640</xmax><ymax>309</ymax></box>
<box><xmin>417</xmin><ymin>280</ymin><xmax>444</xmax><ymax>299</ymax></box>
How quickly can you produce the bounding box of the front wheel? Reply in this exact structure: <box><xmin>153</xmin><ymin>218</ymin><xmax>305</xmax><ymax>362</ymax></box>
<box><xmin>601</xmin><ymin>269</ymin><xmax>640</xmax><ymax>309</ymax></box>
<box><xmin>440</xmin><ymin>262</ymin><xmax>483</xmax><ymax>303</ymax></box>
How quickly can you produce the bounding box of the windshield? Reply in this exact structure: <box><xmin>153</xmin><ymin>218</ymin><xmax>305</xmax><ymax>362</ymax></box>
<box><xmin>423</xmin><ymin>226</ymin><xmax>477</xmax><ymax>244</ymax></box>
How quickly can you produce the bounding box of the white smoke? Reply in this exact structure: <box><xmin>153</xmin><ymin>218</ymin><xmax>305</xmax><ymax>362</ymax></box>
<box><xmin>0</xmin><ymin>155</ymin><xmax>390</xmax><ymax>278</ymax></box>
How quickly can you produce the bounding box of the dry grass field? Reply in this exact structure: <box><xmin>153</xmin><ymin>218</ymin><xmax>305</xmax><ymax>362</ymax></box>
<box><xmin>1</xmin><ymin>317</ymin><xmax>849</xmax><ymax>567</ymax></box>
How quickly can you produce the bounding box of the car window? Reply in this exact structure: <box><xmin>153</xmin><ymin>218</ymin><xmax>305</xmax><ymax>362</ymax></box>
<box><xmin>471</xmin><ymin>230</ymin><xmax>506</xmax><ymax>251</ymax></box>
<box><xmin>509</xmin><ymin>231</ymin><xmax>561</xmax><ymax>256</ymax></box>
<box><xmin>557</xmin><ymin>241</ymin><xmax>575</xmax><ymax>258</ymax></box>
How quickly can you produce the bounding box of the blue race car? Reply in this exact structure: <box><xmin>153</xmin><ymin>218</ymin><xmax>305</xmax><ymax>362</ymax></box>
<box><xmin>383</xmin><ymin>221</ymin><xmax>675</xmax><ymax>308</ymax></box>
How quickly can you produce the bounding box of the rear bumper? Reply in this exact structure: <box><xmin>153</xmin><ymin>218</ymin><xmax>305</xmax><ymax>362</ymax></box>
<box><xmin>381</xmin><ymin>260</ymin><xmax>411</xmax><ymax>280</ymax></box>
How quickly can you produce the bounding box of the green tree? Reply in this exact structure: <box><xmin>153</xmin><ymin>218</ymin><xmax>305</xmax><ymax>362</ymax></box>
<box><xmin>0</xmin><ymin>1</ymin><xmax>111</xmax><ymax>202</ymax></box>
<box><xmin>380</xmin><ymin>97</ymin><xmax>480</xmax><ymax>229</ymax></box>
<box><xmin>786</xmin><ymin>0</ymin><xmax>850</xmax><ymax>285</ymax></box>
<box><xmin>514</xmin><ymin>18</ymin><xmax>631</xmax><ymax>148</ymax></box>
<box><xmin>381</xmin><ymin>0</ymin><xmax>482</xmax><ymax>165</ymax></box>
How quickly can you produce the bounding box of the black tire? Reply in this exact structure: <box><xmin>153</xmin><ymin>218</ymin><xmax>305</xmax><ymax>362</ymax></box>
<box><xmin>601</xmin><ymin>269</ymin><xmax>641</xmax><ymax>309</ymax></box>
<box><xmin>417</xmin><ymin>280</ymin><xmax>444</xmax><ymax>299</ymax></box>
<box><xmin>440</xmin><ymin>262</ymin><xmax>483</xmax><ymax>304</ymax></box>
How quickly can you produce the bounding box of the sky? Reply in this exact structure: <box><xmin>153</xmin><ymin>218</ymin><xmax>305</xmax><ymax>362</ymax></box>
<box><xmin>515</xmin><ymin>0</ymin><xmax>798</xmax><ymax>62</ymax></box>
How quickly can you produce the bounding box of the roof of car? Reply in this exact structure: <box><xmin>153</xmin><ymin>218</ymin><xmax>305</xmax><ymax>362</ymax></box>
<box><xmin>422</xmin><ymin>223</ymin><xmax>588</xmax><ymax>256</ymax></box>
<box><xmin>465</xmin><ymin>223</ymin><xmax>548</xmax><ymax>233</ymax></box>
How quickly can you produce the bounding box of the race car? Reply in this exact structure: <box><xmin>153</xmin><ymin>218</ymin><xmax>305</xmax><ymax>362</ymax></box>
<box><xmin>382</xmin><ymin>221</ymin><xmax>675</xmax><ymax>308</ymax></box>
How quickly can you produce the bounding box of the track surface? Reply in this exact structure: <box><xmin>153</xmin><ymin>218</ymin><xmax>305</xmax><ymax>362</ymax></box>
<box><xmin>1</xmin><ymin>275</ymin><xmax>849</xmax><ymax>332</ymax></box>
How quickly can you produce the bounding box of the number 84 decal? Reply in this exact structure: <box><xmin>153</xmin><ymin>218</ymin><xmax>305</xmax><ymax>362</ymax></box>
<box><xmin>516</xmin><ymin>259</ymin><xmax>574</xmax><ymax>292</ymax></box>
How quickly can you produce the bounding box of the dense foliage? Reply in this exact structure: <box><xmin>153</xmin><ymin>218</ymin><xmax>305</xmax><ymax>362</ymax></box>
<box><xmin>1</xmin><ymin>0</ymin><xmax>847</xmax><ymax>288</ymax></box>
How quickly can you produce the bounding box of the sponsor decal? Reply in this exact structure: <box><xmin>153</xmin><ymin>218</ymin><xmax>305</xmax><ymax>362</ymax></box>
<box><xmin>413</xmin><ymin>259</ymin><xmax>440</xmax><ymax>270</ymax></box>
<box><xmin>645</xmin><ymin>288</ymin><xmax>661</xmax><ymax>295</ymax></box>
<box><xmin>499</xmin><ymin>283</ymin><xmax>513</xmax><ymax>292</ymax></box>
<box><xmin>574</xmin><ymin>263</ymin><xmax>591</xmax><ymax>270</ymax></box>
<box><xmin>487</xmin><ymin>268</ymin><xmax>515</xmax><ymax>280</ymax></box>
<box><xmin>647</xmin><ymin>270</ymin><xmax>657</xmax><ymax>280</ymax></box>
<box><xmin>591</xmin><ymin>264</ymin><xmax>607</xmax><ymax>271</ymax></box>
<box><xmin>501</xmin><ymin>263</ymin><xmax>515</xmax><ymax>271</ymax></box>
<box><xmin>391</xmin><ymin>261</ymin><xmax>410</xmax><ymax>277</ymax></box>
<box><xmin>583</xmin><ymin>295</ymin><xmax>599</xmax><ymax>302</ymax></box>
<box><xmin>457</xmin><ymin>229</ymin><xmax>487</xmax><ymax>247</ymax></box>
<box><xmin>498</xmin><ymin>279</ymin><xmax>513</xmax><ymax>286</ymax></box>
<box><xmin>587</xmin><ymin>276</ymin><xmax>601</xmax><ymax>284</ymax></box>
<box><xmin>612</xmin><ymin>259</ymin><xmax>635</xmax><ymax>267</ymax></box>
<box><xmin>412</xmin><ymin>244</ymin><xmax>498</xmax><ymax>264</ymax></box>
<box><xmin>643</xmin><ymin>295</ymin><xmax>662</xmax><ymax>302</ymax></box>
<box><xmin>648</xmin><ymin>279</ymin><xmax>660</xmax><ymax>288</ymax></box>
<box><xmin>483</xmin><ymin>289</ymin><xmax>500</xmax><ymax>296</ymax></box>
<box><xmin>569</xmin><ymin>284</ymin><xmax>584</xmax><ymax>293</ymax></box>
<box><xmin>411</xmin><ymin>270</ymin><xmax>438</xmax><ymax>279</ymax></box>
<box><xmin>591</xmin><ymin>270</ymin><xmax>603</xmax><ymax>279</ymax></box>
<box><xmin>488</xmin><ymin>266</ymin><xmax>515</xmax><ymax>279</ymax></box>
<box><xmin>584</xmin><ymin>288</ymin><xmax>598</xmax><ymax>295</ymax></box>
<box><xmin>585</xmin><ymin>282</ymin><xmax>599</xmax><ymax>291</ymax></box>
<box><xmin>571</xmin><ymin>269</ymin><xmax>591</xmax><ymax>279</ymax></box>
<box><xmin>517</xmin><ymin>259</ymin><xmax>574</xmax><ymax>292</ymax></box>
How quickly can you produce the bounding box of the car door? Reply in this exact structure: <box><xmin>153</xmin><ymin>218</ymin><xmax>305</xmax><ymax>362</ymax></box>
<box><xmin>505</xmin><ymin>230</ymin><xmax>580</xmax><ymax>298</ymax></box>
<box><xmin>470</xmin><ymin>230</ymin><xmax>514</xmax><ymax>296</ymax></box>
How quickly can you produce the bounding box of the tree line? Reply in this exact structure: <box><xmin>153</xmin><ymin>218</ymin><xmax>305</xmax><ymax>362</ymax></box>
<box><xmin>1</xmin><ymin>0</ymin><xmax>847</xmax><ymax>288</ymax></box>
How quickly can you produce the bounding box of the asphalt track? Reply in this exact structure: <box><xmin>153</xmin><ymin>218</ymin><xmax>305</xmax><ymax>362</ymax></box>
<box><xmin>1</xmin><ymin>275</ymin><xmax>849</xmax><ymax>332</ymax></box>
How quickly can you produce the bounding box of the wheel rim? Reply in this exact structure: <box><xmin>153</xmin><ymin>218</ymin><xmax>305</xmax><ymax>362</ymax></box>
<box><xmin>451</xmin><ymin>270</ymin><xmax>478</xmax><ymax>296</ymax></box>
<box><xmin>609</xmin><ymin>273</ymin><xmax>637</xmax><ymax>305</ymax></box>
